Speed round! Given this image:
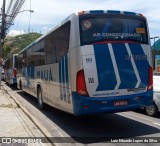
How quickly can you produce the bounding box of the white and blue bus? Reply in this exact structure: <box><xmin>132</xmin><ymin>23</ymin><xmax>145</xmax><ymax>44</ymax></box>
<box><xmin>4</xmin><ymin>54</ymin><xmax>18</xmax><ymax>86</ymax></box>
<box><xmin>17</xmin><ymin>10</ymin><xmax>153</xmax><ymax>116</ymax></box>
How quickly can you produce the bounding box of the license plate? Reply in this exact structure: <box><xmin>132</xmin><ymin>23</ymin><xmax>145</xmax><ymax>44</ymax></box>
<box><xmin>114</xmin><ymin>100</ymin><xmax>128</xmax><ymax>106</ymax></box>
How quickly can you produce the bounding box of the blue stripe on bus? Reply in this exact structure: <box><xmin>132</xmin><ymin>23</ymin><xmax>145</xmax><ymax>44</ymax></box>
<box><xmin>90</xmin><ymin>10</ymin><xmax>104</xmax><ymax>14</ymax></box>
<box><xmin>65</xmin><ymin>54</ymin><xmax>70</xmax><ymax>103</ymax></box>
<box><xmin>107</xmin><ymin>10</ymin><xmax>121</xmax><ymax>14</ymax></box>
<box><xmin>85</xmin><ymin>10</ymin><xmax>140</xmax><ymax>16</ymax></box>
<box><xmin>112</xmin><ymin>43</ymin><xmax>137</xmax><ymax>89</ymax></box>
<box><xmin>63</xmin><ymin>56</ymin><xmax>66</xmax><ymax>102</ymax></box>
<box><xmin>61</xmin><ymin>57</ymin><xmax>66</xmax><ymax>101</ymax></box>
<box><xmin>59</xmin><ymin>60</ymin><xmax>63</xmax><ymax>100</ymax></box>
<box><xmin>94</xmin><ymin>44</ymin><xmax>117</xmax><ymax>91</ymax></box>
<box><xmin>129</xmin><ymin>44</ymin><xmax>149</xmax><ymax>87</ymax></box>
<box><xmin>59</xmin><ymin>54</ymin><xmax>70</xmax><ymax>102</ymax></box>
<box><xmin>27</xmin><ymin>67</ymin><xmax>30</xmax><ymax>77</ymax></box>
<box><xmin>123</xmin><ymin>11</ymin><xmax>137</xmax><ymax>15</ymax></box>
<box><xmin>31</xmin><ymin>65</ymin><xmax>34</xmax><ymax>79</ymax></box>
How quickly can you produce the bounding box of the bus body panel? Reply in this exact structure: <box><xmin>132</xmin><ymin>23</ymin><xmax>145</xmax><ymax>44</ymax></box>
<box><xmin>16</xmin><ymin>10</ymin><xmax>153</xmax><ymax>116</ymax></box>
<box><xmin>81</xmin><ymin>43</ymin><xmax>150</xmax><ymax>97</ymax></box>
<box><xmin>71</xmin><ymin>43</ymin><xmax>153</xmax><ymax>115</ymax></box>
<box><xmin>18</xmin><ymin>61</ymin><xmax>74</xmax><ymax>113</ymax></box>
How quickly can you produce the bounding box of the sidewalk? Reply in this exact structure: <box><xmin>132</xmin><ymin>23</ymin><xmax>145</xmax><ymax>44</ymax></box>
<box><xmin>0</xmin><ymin>84</ymin><xmax>52</xmax><ymax>146</ymax></box>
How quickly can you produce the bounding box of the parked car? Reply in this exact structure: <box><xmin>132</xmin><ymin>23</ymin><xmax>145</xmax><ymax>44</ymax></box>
<box><xmin>145</xmin><ymin>75</ymin><xmax>160</xmax><ymax>116</ymax></box>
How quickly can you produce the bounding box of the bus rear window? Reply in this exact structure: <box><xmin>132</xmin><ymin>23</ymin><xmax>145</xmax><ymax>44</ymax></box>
<box><xmin>80</xmin><ymin>17</ymin><xmax>148</xmax><ymax>45</ymax></box>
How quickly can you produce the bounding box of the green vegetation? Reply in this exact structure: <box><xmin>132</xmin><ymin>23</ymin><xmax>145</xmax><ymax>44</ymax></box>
<box><xmin>152</xmin><ymin>39</ymin><xmax>160</xmax><ymax>50</ymax></box>
<box><xmin>151</xmin><ymin>39</ymin><xmax>160</xmax><ymax>52</ymax></box>
<box><xmin>151</xmin><ymin>39</ymin><xmax>160</xmax><ymax>69</ymax></box>
<box><xmin>2</xmin><ymin>32</ymin><xmax>42</xmax><ymax>59</ymax></box>
<box><xmin>152</xmin><ymin>40</ymin><xmax>160</xmax><ymax>60</ymax></box>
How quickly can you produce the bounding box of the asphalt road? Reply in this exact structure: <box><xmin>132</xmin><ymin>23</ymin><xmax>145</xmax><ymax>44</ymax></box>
<box><xmin>3</xmin><ymin>83</ymin><xmax>160</xmax><ymax>145</ymax></box>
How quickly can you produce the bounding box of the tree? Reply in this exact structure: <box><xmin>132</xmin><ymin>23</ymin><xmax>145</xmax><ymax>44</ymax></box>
<box><xmin>2</xmin><ymin>45</ymin><xmax>11</xmax><ymax>59</ymax></box>
<box><xmin>2</xmin><ymin>32</ymin><xmax>42</xmax><ymax>59</ymax></box>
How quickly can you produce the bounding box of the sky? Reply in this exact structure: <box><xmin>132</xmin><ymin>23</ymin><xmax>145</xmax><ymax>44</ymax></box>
<box><xmin>1</xmin><ymin>0</ymin><xmax>160</xmax><ymax>44</ymax></box>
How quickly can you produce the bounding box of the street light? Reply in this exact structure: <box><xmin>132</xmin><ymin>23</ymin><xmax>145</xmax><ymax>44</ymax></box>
<box><xmin>16</xmin><ymin>10</ymin><xmax>34</xmax><ymax>13</ymax></box>
<box><xmin>150</xmin><ymin>36</ymin><xmax>160</xmax><ymax>70</ymax></box>
<box><xmin>0</xmin><ymin>9</ymin><xmax>34</xmax><ymax>18</ymax></box>
<box><xmin>0</xmin><ymin>9</ymin><xmax>34</xmax><ymax>56</ymax></box>
<box><xmin>8</xmin><ymin>10</ymin><xmax>34</xmax><ymax>17</ymax></box>
<box><xmin>5</xmin><ymin>10</ymin><xmax>34</xmax><ymax>32</ymax></box>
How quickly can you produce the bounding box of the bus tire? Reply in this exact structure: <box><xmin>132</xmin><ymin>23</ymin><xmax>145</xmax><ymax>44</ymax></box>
<box><xmin>145</xmin><ymin>102</ymin><xmax>158</xmax><ymax>117</ymax></box>
<box><xmin>37</xmin><ymin>87</ymin><xmax>44</xmax><ymax>110</ymax></box>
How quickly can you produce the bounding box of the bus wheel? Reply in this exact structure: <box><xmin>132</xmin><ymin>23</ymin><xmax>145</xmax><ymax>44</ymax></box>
<box><xmin>37</xmin><ymin>87</ymin><xmax>44</xmax><ymax>110</ymax></box>
<box><xmin>145</xmin><ymin>102</ymin><xmax>158</xmax><ymax>117</ymax></box>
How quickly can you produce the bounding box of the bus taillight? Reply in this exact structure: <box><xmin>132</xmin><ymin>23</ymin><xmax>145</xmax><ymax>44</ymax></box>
<box><xmin>13</xmin><ymin>69</ymin><xmax>17</xmax><ymax>77</ymax></box>
<box><xmin>76</xmin><ymin>70</ymin><xmax>88</xmax><ymax>96</ymax></box>
<box><xmin>147</xmin><ymin>66</ymin><xmax>153</xmax><ymax>91</ymax></box>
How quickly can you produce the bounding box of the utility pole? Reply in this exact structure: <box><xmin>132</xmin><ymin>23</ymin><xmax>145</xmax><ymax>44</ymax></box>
<box><xmin>0</xmin><ymin>0</ymin><xmax>6</xmax><ymax>88</ymax></box>
<box><xmin>1</xmin><ymin>0</ymin><xmax>6</xmax><ymax>56</ymax></box>
<box><xmin>0</xmin><ymin>0</ymin><xmax>30</xmax><ymax>88</ymax></box>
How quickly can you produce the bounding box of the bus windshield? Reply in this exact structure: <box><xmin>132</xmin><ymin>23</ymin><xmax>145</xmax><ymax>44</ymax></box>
<box><xmin>80</xmin><ymin>16</ymin><xmax>148</xmax><ymax>45</ymax></box>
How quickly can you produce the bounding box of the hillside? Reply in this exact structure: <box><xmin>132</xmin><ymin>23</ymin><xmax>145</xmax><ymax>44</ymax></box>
<box><xmin>151</xmin><ymin>39</ymin><xmax>160</xmax><ymax>60</ymax></box>
<box><xmin>3</xmin><ymin>32</ymin><xmax>42</xmax><ymax>59</ymax></box>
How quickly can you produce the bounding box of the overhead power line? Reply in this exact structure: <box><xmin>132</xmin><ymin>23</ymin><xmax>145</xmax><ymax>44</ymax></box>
<box><xmin>5</xmin><ymin>0</ymin><xmax>26</xmax><ymax>31</ymax></box>
<box><xmin>6</xmin><ymin>0</ymin><xmax>14</xmax><ymax>15</ymax></box>
<box><xmin>0</xmin><ymin>0</ymin><xmax>32</xmax><ymax>89</ymax></box>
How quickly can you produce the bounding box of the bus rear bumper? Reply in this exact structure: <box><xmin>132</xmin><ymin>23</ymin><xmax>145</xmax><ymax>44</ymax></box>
<box><xmin>72</xmin><ymin>90</ymin><xmax>153</xmax><ymax>116</ymax></box>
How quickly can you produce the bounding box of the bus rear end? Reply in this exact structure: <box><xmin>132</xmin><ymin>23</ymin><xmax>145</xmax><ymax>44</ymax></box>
<box><xmin>73</xmin><ymin>10</ymin><xmax>153</xmax><ymax>115</ymax></box>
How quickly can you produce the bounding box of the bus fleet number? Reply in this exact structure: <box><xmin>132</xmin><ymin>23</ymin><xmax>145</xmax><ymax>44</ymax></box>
<box><xmin>88</xmin><ymin>78</ymin><xmax>95</xmax><ymax>83</ymax></box>
<box><xmin>86</xmin><ymin>58</ymin><xmax>92</xmax><ymax>63</ymax></box>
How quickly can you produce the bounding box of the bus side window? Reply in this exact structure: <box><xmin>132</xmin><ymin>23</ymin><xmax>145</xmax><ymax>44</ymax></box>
<box><xmin>28</xmin><ymin>41</ymin><xmax>45</xmax><ymax>66</ymax></box>
<box><xmin>45</xmin><ymin>35</ymin><xmax>57</xmax><ymax>64</ymax></box>
<box><xmin>54</xmin><ymin>21</ymin><xmax>70</xmax><ymax>62</ymax></box>
<box><xmin>44</xmin><ymin>21</ymin><xmax>70</xmax><ymax>64</ymax></box>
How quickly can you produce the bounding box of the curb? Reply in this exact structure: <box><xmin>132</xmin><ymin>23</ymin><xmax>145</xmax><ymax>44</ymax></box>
<box><xmin>2</xmin><ymin>84</ymin><xmax>55</xmax><ymax>145</ymax></box>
